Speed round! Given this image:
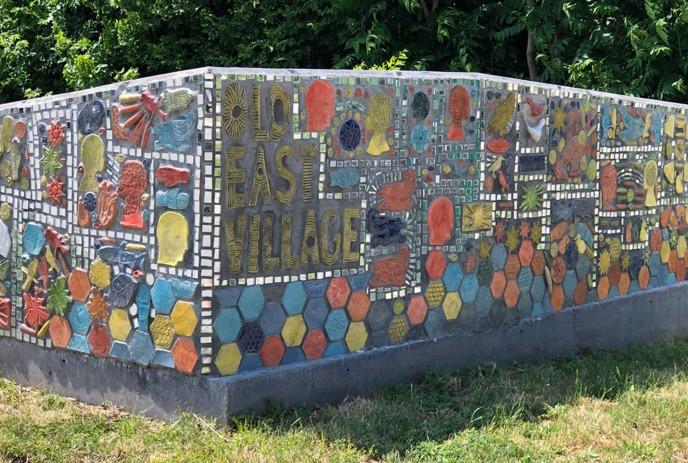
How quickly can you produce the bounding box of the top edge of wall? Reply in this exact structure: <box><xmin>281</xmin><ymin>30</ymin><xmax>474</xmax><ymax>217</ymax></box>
<box><xmin>1</xmin><ymin>65</ymin><xmax>687</xmax><ymax>112</ymax></box>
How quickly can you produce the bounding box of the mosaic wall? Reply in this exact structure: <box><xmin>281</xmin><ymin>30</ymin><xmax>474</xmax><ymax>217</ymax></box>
<box><xmin>0</xmin><ymin>68</ymin><xmax>686</xmax><ymax>377</ymax></box>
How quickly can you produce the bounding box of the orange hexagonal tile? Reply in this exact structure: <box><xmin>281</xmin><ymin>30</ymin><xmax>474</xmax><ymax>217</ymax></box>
<box><xmin>531</xmin><ymin>251</ymin><xmax>545</xmax><ymax>276</ymax></box>
<box><xmin>326</xmin><ymin>277</ymin><xmax>350</xmax><ymax>309</ymax></box>
<box><xmin>87</xmin><ymin>323</ymin><xmax>111</xmax><ymax>358</ymax></box>
<box><xmin>618</xmin><ymin>272</ymin><xmax>630</xmax><ymax>295</ymax></box>
<box><xmin>607</xmin><ymin>262</ymin><xmax>621</xmax><ymax>287</ymax></box>
<box><xmin>491</xmin><ymin>271</ymin><xmax>507</xmax><ymax>298</ymax></box>
<box><xmin>347</xmin><ymin>290</ymin><xmax>371</xmax><ymax>322</ymax></box>
<box><xmin>550</xmin><ymin>256</ymin><xmax>566</xmax><ymax>285</ymax></box>
<box><xmin>49</xmin><ymin>316</ymin><xmax>71</xmax><ymax>349</ymax></box>
<box><xmin>668</xmin><ymin>250</ymin><xmax>680</xmax><ymax>273</ymax></box>
<box><xmin>68</xmin><ymin>268</ymin><xmax>91</xmax><ymax>302</ymax></box>
<box><xmin>638</xmin><ymin>266</ymin><xmax>650</xmax><ymax>289</ymax></box>
<box><xmin>425</xmin><ymin>250</ymin><xmax>447</xmax><ymax>280</ymax></box>
<box><xmin>407</xmin><ymin>295</ymin><xmax>428</xmax><ymax>325</ymax></box>
<box><xmin>550</xmin><ymin>284</ymin><xmax>565</xmax><ymax>312</ymax></box>
<box><xmin>677</xmin><ymin>259</ymin><xmax>686</xmax><ymax>282</ymax></box>
<box><xmin>597</xmin><ymin>275</ymin><xmax>610</xmax><ymax>300</ymax></box>
<box><xmin>573</xmin><ymin>280</ymin><xmax>588</xmax><ymax>305</ymax></box>
<box><xmin>171</xmin><ymin>338</ymin><xmax>198</xmax><ymax>374</ymax></box>
<box><xmin>518</xmin><ymin>239</ymin><xmax>534</xmax><ymax>266</ymax></box>
<box><xmin>302</xmin><ymin>330</ymin><xmax>327</xmax><ymax>360</ymax></box>
<box><xmin>259</xmin><ymin>335</ymin><xmax>285</xmax><ymax>367</ymax></box>
<box><xmin>503</xmin><ymin>280</ymin><xmax>520</xmax><ymax>308</ymax></box>
<box><xmin>504</xmin><ymin>255</ymin><xmax>520</xmax><ymax>280</ymax></box>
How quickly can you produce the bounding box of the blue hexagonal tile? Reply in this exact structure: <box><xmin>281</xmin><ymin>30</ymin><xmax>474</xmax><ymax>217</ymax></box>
<box><xmin>304</xmin><ymin>279</ymin><xmax>328</xmax><ymax>297</ymax></box>
<box><xmin>366</xmin><ymin>301</ymin><xmax>392</xmax><ymax>333</ymax></box>
<box><xmin>459</xmin><ymin>274</ymin><xmax>479</xmax><ymax>302</ymax></box>
<box><xmin>531</xmin><ymin>302</ymin><xmax>545</xmax><ymax>318</ymax></box>
<box><xmin>491</xmin><ymin>244</ymin><xmax>507</xmax><ymax>270</ymax></box>
<box><xmin>348</xmin><ymin>272</ymin><xmax>371</xmax><ymax>291</ymax></box>
<box><xmin>282</xmin><ymin>282</ymin><xmax>307</xmax><ymax>315</ymax></box>
<box><xmin>214</xmin><ymin>307</ymin><xmax>242</xmax><ymax>343</ymax></box>
<box><xmin>443</xmin><ymin>263</ymin><xmax>463</xmax><ymax>292</ymax></box>
<box><xmin>530</xmin><ymin>275</ymin><xmax>546</xmax><ymax>302</ymax></box>
<box><xmin>648</xmin><ymin>253</ymin><xmax>661</xmax><ymax>276</ymax></box>
<box><xmin>517</xmin><ymin>291</ymin><xmax>532</xmax><ymax>318</ymax></box>
<box><xmin>259</xmin><ymin>301</ymin><xmax>287</xmax><ymax>336</ymax></box>
<box><xmin>517</xmin><ymin>267</ymin><xmax>533</xmax><ymax>291</ymax></box>
<box><xmin>282</xmin><ymin>347</ymin><xmax>306</xmax><ymax>364</ymax></box>
<box><xmin>303</xmin><ymin>297</ymin><xmax>328</xmax><ymax>330</ymax></box>
<box><xmin>238</xmin><ymin>286</ymin><xmax>264</xmax><ymax>320</ymax></box>
<box><xmin>214</xmin><ymin>286</ymin><xmax>242</xmax><ymax>307</ymax></box>
<box><xmin>608</xmin><ymin>285</ymin><xmax>620</xmax><ymax>298</ymax></box>
<box><xmin>563</xmin><ymin>270</ymin><xmax>577</xmax><ymax>296</ymax></box>
<box><xmin>128</xmin><ymin>330</ymin><xmax>155</xmax><ymax>365</ymax></box>
<box><xmin>424</xmin><ymin>307</ymin><xmax>446</xmax><ymax>338</ymax></box>
<box><xmin>576</xmin><ymin>254</ymin><xmax>591</xmax><ymax>280</ymax></box>
<box><xmin>475</xmin><ymin>286</ymin><xmax>493</xmax><ymax>317</ymax></box>
<box><xmin>22</xmin><ymin>222</ymin><xmax>45</xmax><ymax>256</ymax></box>
<box><xmin>109</xmin><ymin>341</ymin><xmax>131</xmax><ymax>361</ymax></box>
<box><xmin>324</xmin><ymin>341</ymin><xmax>347</xmax><ymax>358</ymax></box>
<box><xmin>169</xmin><ymin>277</ymin><xmax>198</xmax><ymax>299</ymax></box>
<box><xmin>67</xmin><ymin>334</ymin><xmax>90</xmax><ymax>353</ymax></box>
<box><xmin>325</xmin><ymin>309</ymin><xmax>349</xmax><ymax>341</ymax></box>
<box><xmin>151</xmin><ymin>349</ymin><xmax>175</xmax><ymax>368</ymax></box>
<box><xmin>240</xmin><ymin>353</ymin><xmax>263</xmax><ymax>372</ymax></box>
<box><xmin>68</xmin><ymin>301</ymin><xmax>91</xmax><ymax>335</ymax></box>
<box><xmin>151</xmin><ymin>278</ymin><xmax>175</xmax><ymax>314</ymax></box>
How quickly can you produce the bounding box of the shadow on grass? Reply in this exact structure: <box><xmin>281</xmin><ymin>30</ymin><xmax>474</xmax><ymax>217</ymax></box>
<box><xmin>239</xmin><ymin>339</ymin><xmax>688</xmax><ymax>457</ymax></box>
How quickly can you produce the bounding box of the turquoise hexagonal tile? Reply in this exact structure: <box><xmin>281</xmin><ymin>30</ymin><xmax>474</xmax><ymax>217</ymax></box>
<box><xmin>259</xmin><ymin>301</ymin><xmax>287</xmax><ymax>336</ymax></box>
<box><xmin>67</xmin><ymin>334</ymin><xmax>90</xmax><ymax>354</ymax></box>
<box><xmin>214</xmin><ymin>307</ymin><xmax>242</xmax><ymax>343</ymax></box>
<box><xmin>459</xmin><ymin>274</ymin><xmax>479</xmax><ymax>302</ymax></box>
<box><xmin>530</xmin><ymin>275</ymin><xmax>546</xmax><ymax>302</ymax></box>
<box><xmin>491</xmin><ymin>243</ymin><xmax>507</xmax><ymax>270</ymax></box>
<box><xmin>109</xmin><ymin>341</ymin><xmax>131</xmax><ymax>361</ymax></box>
<box><xmin>151</xmin><ymin>278</ymin><xmax>176</xmax><ymax>314</ymax></box>
<box><xmin>68</xmin><ymin>301</ymin><xmax>91</xmax><ymax>335</ymax></box>
<box><xmin>563</xmin><ymin>270</ymin><xmax>577</xmax><ymax>296</ymax></box>
<box><xmin>238</xmin><ymin>286</ymin><xmax>264</xmax><ymax>320</ymax></box>
<box><xmin>424</xmin><ymin>307</ymin><xmax>446</xmax><ymax>338</ymax></box>
<box><xmin>324</xmin><ymin>341</ymin><xmax>347</xmax><ymax>358</ymax></box>
<box><xmin>128</xmin><ymin>330</ymin><xmax>155</xmax><ymax>365</ymax></box>
<box><xmin>442</xmin><ymin>263</ymin><xmax>463</xmax><ymax>292</ymax></box>
<box><xmin>282</xmin><ymin>282</ymin><xmax>307</xmax><ymax>315</ymax></box>
<box><xmin>324</xmin><ymin>308</ymin><xmax>349</xmax><ymax>341</ymax></box>
<box><xmin>151</xmin><ymin>349</ymin><xmax>175</xmax><ymax>368</ymax></box>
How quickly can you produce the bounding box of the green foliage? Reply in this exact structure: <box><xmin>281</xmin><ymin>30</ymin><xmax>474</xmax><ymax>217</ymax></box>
<box><xmin>0</xmin><ymin>0</ymin><xmax>687</xmax><ymax>103</ymax></box>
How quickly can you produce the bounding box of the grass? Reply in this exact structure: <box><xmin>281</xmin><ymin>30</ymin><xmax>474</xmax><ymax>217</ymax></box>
<box><xmin>3</xmin><ymin>341</ymin><xmax>688</xmax><ymax>462</ymax></box>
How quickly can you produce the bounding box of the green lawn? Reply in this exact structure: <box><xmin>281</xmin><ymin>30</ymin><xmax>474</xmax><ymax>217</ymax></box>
<box><xmin>2</xmin><ymin>340</ymin><xmax>688</xmax><ymax>462</ymax></box>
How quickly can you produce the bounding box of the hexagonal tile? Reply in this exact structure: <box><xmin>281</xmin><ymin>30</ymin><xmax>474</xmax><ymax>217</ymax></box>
<box><xmin>345</xmin><ymin>321</ymin><xmax>367</xmax><ymax>352</ymax></box>
<box><xmin>326</xmin><ymin>277</ymin><xmax>350</xmax><ymax>309</ymax></box>
<box><xmin>302</xmin><ymin>329</ymin><xmax>327</xmax><ymax>360</ymax></box>
<box><xmin>491</xmin><ymin>243</ymin><xmax>508</xmax><ymax>270</ymax></box>
<box><xmin>459</xmin><ymin>274</ymin><xmax>479</xmax><ymax>302</ymax></box>
<box><xmin>150</xmin><ymin>278</ymin><xmax>176</xmax><ymax>314</ymax></box>
<box><xmin>425</xmin><ymin>250</ymin><xmax>447</xmax><ymax>279</ymax></box>
<box><xmin>518</xmin><ymin>239</ymin><xmax>534</xmax><ymax>266</ymax></box>
<box><xmin>442</xmin><ymin>292</ymin><xmax>462</xmax><ymax>320</ymax></box>
<box><xmin>68</xmin><ymin>268</ymin><xmax>91</xmax><ymax>302</ymax></box>
<box><xmin>491</xmin><ymin>271</ymin><xmax>506</xmax><ymax>298</ymax></box>
<box><xmin>259</xmin><ymin>335</ymin><xmax>286</xmax><ymax>366</ymax></box>
<box><xmin>171</xmin><ymin>338</ymin><xmax>198</xmax><ymax>374</ymax></box>
<box><xmin>424</xmin><ymin>308</ymin><xmax>446</xmax><ymax>338</ymax></box>
<box><xmin>551</xmin><ymin>284</ymin><xmax>565</xmax><ymax>311</ymax></box>
<box><xmin>442</xmin><ymin>262</ymin><xmax>463</xmax><ymax>291</ymax></box>
<box><xmin>129</xmin><ymin>330</ymin><xmax>155</xmax><ymax>365</ymax></box>
<box><xmin>171</xmin><ymin>300</ymin><xmax>198</xmax><ymax>336</ymax></box>
<box><xmin>282</xmin><ymin>282</ymin><xmax>307</xmax><ymax>315</ymax></box>
<box><xmin>366</xmin><ymin>301</ymin><xmax>392</xmax><ymax>332</ymax></box>
<box><xmin>574</xmin><ymin>280</ymin><xmax>588</xmax><ymax>305</ymax></box>
<box><xmin>214</xmin><ymin>307</ymin><xmax>242</xmax><ymax>343</ymax></box>
<box><xmin>516</xmin><ymin>291</ymin><xmax>532</xmax><ymax>318</ymax></box>
<box><xmin>530</xmin><ymin>275</ymin><xmax>546</xmax><ymax>302</ymax></box>
<box><xmin>259</xmin><ymin>301</ymin><xmax>287</xmax><ymax>336</ymax></box>
<box><xmin>325</xmin><ymin>309</ymin><xmax>349</xmax><ymax>341</ymax></box>
<box><xmin>424</xmin><ymin>280</ymin><xmax>445</xmax><ymax>308</ymax></box>
<box><xmin>476</xmin><ymin>286</ymin><xmax>493</xmax><ymax>317</ymax></box>
<box><xmin>407</xmin><ymin>295</ymin><xmax>428</xmax><ymax>325</ymax></box>
<box><xmin>563</xmin><ymin>270</ymin><xmax>578</xmax><ymax>297</ymax></box>
<box><xmin>215</xmin><ymin>343</ymin><xmax>242</xmax><ymax>375</ymax></box>
<box><xmin>150</xmin><ymin>315</ymin><xmax>175</xmax><ymax>349</ymax></box>
<box><xmin>504</xmin><ymin>255</ymin><xmax>520</xmax><ymax>280</ymax></box>
<box><xmin>281</xmin><ymin>315</ymin><xmax>307</xmax><ymax>347</ymax></box>
<box><xmin>87</xmin><ymin>322</ymin><xmax>111</xmax><ymax>357</ymax></box>
<box><xmin>109</xmin><ymin>341</ymin><xmax>130</xmax><ymax>361</ymax></box>
<box><xmin>504</xmin><ymin>280</ymin><xmax>520</xmax><ymax>308</ymax></box>
<box><xmin>109</xmin><ymin>308</ymin><xmax>132</xmax><ymax>341</ymax></box>
<box><xmin>387</xmin><ymin>315</ymin><xmax>409</xmax><ymax>343</ymax></box>
<box><xmin>346</xmin><ymin>290</ymin><xmax>370</xmax><ymax>322</ymax></box>
<box><xmin>238</xmin><ymin>286</ymin><xmax>264</xmax><ymax>320</ymax></box>
<box><xmin>49</xmin><ymin>315</ymin><xmax>71</xmax><ymax>348</ymax></box>
<box><xmin>303</xmin><ymin>297</ymin><xmax>328</xmax><ymax>330</ymax></box>
<box><xmin>237</xmin><ymin>322</ymin><xmax>265</xmax><ymax>353</ymax></box>
<box><xmin>68</xmin><ymin>301</ymin><xmax>91</xmax><ymax>336</ymax></box>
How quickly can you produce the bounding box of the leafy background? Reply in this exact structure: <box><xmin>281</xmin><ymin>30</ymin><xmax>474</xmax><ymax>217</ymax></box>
<box><xmin>0</xmin><ymin>0</ymin><xmax>686</xmax><ymax>104</ymax></box>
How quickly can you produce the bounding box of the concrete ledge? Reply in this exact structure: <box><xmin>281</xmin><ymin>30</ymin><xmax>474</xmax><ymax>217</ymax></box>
<box><xmin>1</xmin><ymin>282</ymin><xmax>685</xmax><ymax>422</ymax></box>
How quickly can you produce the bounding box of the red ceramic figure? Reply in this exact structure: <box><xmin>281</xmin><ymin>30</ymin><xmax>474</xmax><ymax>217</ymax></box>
<box><xmin>427</xmin><ymin>197</ymin><xmax>454</xmax><ymax>245</ymax></box>
<box><xmin>377</xmin><ymin>170</ymin><xmax>416</xmax><ymax>212</ymax></box>
<box><xmin>118</xmin><ymin>160</ymin><xmax>148</xmax><ymax>229</ymax></box>
<box><xmin>156</xmin><ymin>165</ymin><xmax>190</xmax><ymax>187</ymax></box>
<box><xmin>0</xmin><ymin>297</ymin><xmax>10</xmax><ymax>329</ymax></box>
<box><xmin>305</xmin><ymin>80</ymin><xmax>335</xmax><ymax>132</ymax></box>
<box><xmin>447</xmin><ymin>85</ymin><xmax>470</xmax><ymax>141</ymax></box>
<box><xmin>97</xmin><ymin>180</ymin><xmax>119</xmax><ymax>229</ymax></box>
<box><xmin>370</xmin><ymin>245</ymin><xmax>410</xmax><ymax>288</ymax></box>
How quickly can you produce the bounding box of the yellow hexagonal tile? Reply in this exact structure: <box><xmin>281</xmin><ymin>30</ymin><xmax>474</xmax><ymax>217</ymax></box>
<box><xmin>150</xmin><ymin>315</ymin><xmax>175</xmax><ymax>349</ymax></box>
<box><xmin>171</xmin><ymin>301</ymin><xmax>198</xmax><ymax>337</ymax></box>
<box><xmin>660</xmin><ymin>240</ymin><xmax>671</xmax><ymax>264</ymax></box>
<box><xmin>109</xmin><ymin>308</ymin><xmax>132</xmax><ymax>341</ymax></box>
<box><xmin>442</xmin><ymin>291</ymin><xmax>462</xmax><ymax>320</ymax></box>
<box><xmin>281</xmin><ymin>315</ymin><xmax>306</xmax><ymax>347</ymax></box>
<box><xmin>678</xmin><ymin>235</ymin><xmax>687</xmax><ymax>257</ymax></box>
<box><xmin>215</xmin><ymin>343</ymin><xmax>242</xmax><ymax>376</ymax></box>
<box><xmin>345</xmin><ymin>321</ymin><xmax>367</xmax><ymax>352</ymax></box>
<box><xmin>424</xmin><ymin>280</ymin><xmax>445</xmax><ymax>308</ymax></box>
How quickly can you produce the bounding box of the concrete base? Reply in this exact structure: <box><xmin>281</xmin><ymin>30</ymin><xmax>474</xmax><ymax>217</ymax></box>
<box><xmin>0</xmin><ymin>282</ymin><xmax>685</xmax><ymax>422</ymax></box>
